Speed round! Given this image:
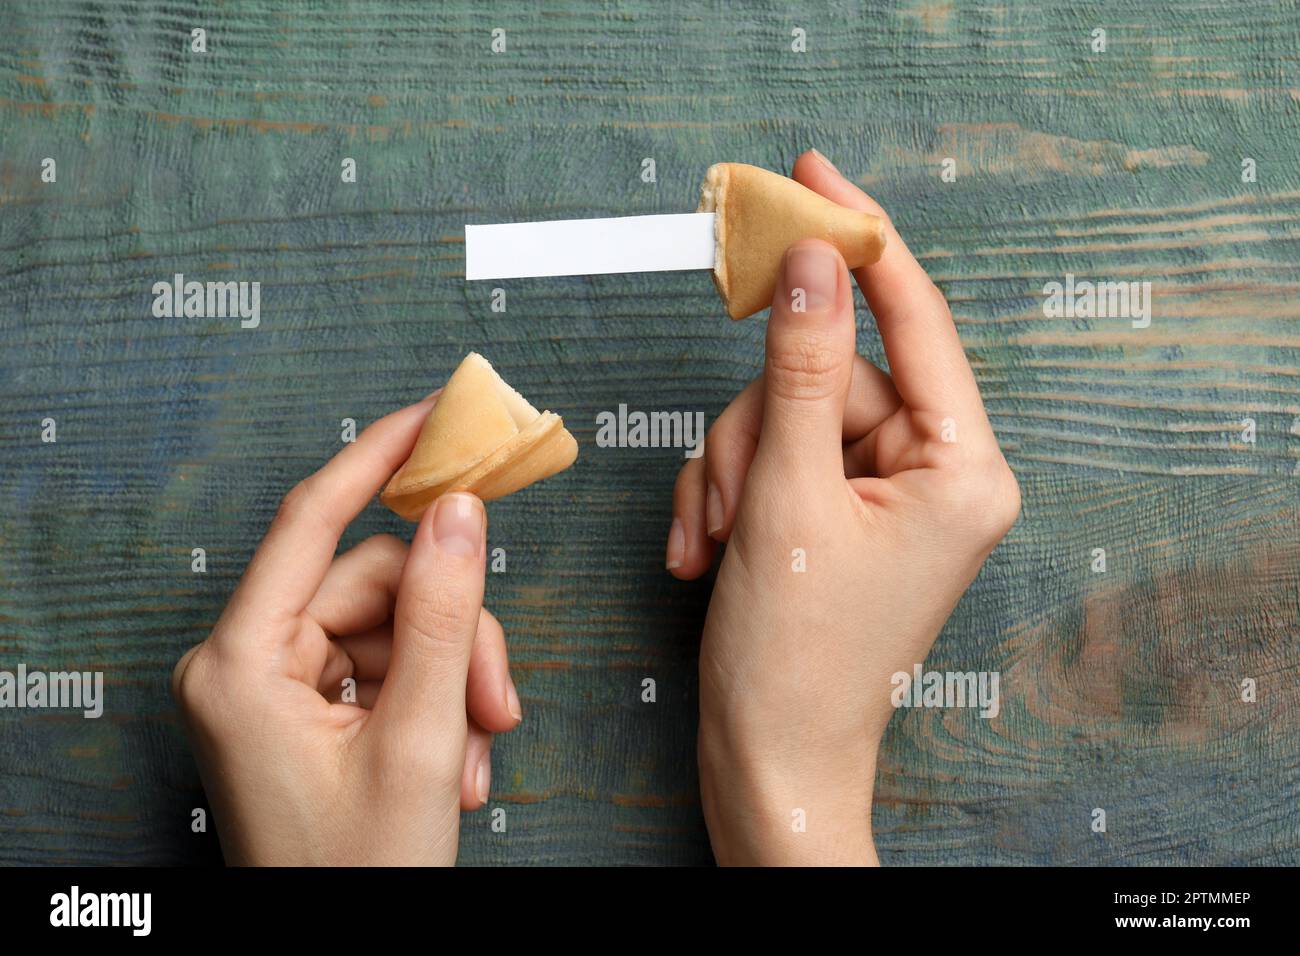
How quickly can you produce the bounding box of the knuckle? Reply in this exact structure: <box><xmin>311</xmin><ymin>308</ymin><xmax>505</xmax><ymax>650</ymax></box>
<box><xmin>274</xmin><ymin>478</ymin><xmax>336</xmax><ymax>537</ymax></box>
<box><xmin>274</xmin><ymin>480</ymin><xmax>313</xmax><ymax>528</ymax></box>
<box><xmin>704</xmin><ymin>416</ymin><xmax>731</xmax><ymax>454</ymax></box>
<box><xmin>986</xmin><ymin>463</ymin><xmax>1022</xmax><ymax>536</ymax></box>
<box><xmin>374</xmin><ymin>532</ymin><xmax>406</xmax><ymax>552</ymax></box>
<box><xmin>922</xmin><ymin>276</ymin><xmax>951</xmax><ymax>315</ymax></box>
<box><xmin>170</xmin><ymin>649</ymin><xmax>199</xmax><ymax>706</ymax></box>
<box><xmin>171</xmin><ymin>645</ymin><xmax>215</xmax><ymax>718</ymax></box>
<box><xmin>765</xmin><ymin>333</ymin><xmax>843</xmax><ymax>402</ymax></box>
<box><xmin>376</xmin><ymin>728</ymin><xmax>464</xmax><ymax>792</ymax></box>
<box><xmin>423</xmin><ymin>753</ymin><xmax>464</xmax><ymax>795</ymax></box>
<box><xmin>943</xmin><ymin>459</ymin><xmax>1020</xmax><ymax>546</ymax></box>
<box><xmin>365</xmin><ymin>532</ymin><xmax>407</xmax><ymax>562</ymax></box>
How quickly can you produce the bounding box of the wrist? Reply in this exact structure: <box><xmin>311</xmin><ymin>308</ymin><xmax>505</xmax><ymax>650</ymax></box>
<box><xmin>697</xmin><ymin>720</ymin><xmax>879</xmax><ymax>866</ymax></box>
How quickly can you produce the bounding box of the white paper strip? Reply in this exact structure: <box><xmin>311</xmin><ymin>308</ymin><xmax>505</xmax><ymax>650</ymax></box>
<box><xmin>465</xmin><ymin>212</ymin><xmax>716</xmax><ymax>280</ymax></box>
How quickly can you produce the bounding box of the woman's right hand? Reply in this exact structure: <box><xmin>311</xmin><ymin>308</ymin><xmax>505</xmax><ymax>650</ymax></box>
<box><xmin>669</xmin><ymin>150</ymin><xmax>1020</xmax><ymax>865</ymax></box>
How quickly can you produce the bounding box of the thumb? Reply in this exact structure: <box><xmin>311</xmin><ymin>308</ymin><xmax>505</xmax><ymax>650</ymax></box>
<box><xmin>374</xmin><ymin>492</ymin><xmax>486</xmax><ymax>741</ymax></box>
<box><xmin>756</xmin><ymin>238</ymin><xmax>856</xmax><ymax>475</ymax></box>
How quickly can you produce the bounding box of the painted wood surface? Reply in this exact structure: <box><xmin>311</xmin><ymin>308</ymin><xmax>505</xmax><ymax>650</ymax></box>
<box><xmin>1</xmin><ymin>0</ymin><xmax>1298</xmax><ymax>865</ymax></box>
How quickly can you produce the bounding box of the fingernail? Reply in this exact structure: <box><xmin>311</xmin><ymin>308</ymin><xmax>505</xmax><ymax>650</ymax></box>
<box><xmin>706</xmin><ymin>483</ymin><xmax>724</xmax><ymax>537</ymax></box>
<box><xmin>666</xmin><ymin>517</ymin><xmax>685</xmax><ymax>570</ymax></box>
<box><xmin>505</xmin><ymin>678</ymin><xmax>523</xmax><ymax>722</ymax></box>
<box><xmin>809</xmin><ymin>147</ymin><xmax>839</xmax><ymax>173</ymax></box>
<box><xmin>785</xmin><ymin>243</ymin><xmax>839</xmax><ymax>313</ymax></box>
<box><xmin>475</xmin><ymin>753</ymin><xmax>491</xmax><ymax>804</ymax></box>
<box><xmin>431</xmin><ymin>492</ymin><xmax>482</xmax><ymax>557</ymax></box>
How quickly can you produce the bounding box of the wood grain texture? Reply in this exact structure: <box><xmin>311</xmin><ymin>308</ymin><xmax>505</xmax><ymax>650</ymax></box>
<box><xmin>1</xmin><ymin>0</ymin><xmax>1298</xmax><ymax>865</ymax></box>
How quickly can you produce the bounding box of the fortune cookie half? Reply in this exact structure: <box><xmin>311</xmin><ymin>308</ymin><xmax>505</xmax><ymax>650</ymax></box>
<box><xmin>380</xmin><ymin>352</ymin><xmax>578</xmax><ymax>521</ymax></box>
<box><xmin>697</xmin><ymin>162</ymin><xmax>887</xmax><ymax>320</ymax></box>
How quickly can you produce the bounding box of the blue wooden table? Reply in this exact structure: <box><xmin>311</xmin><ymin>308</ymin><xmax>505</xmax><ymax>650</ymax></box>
<box><xmin>1</xmin><ymin>0</ymin><xmax>1298</xmax><ymax>864</ymax></box>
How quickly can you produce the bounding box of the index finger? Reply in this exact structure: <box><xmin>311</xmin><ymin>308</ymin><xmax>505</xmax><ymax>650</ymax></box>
<box><xmin>791</xmin><ymin>150</ymin><xmax>990</xmax><ymax>431</ymax></box>
<box><xmin>229</xmin><ymin>392</ymin><xmax>439</xmax><ymax>622</ymax></box>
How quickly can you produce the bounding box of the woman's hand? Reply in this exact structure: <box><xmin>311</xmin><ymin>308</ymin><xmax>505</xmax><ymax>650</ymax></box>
<box><xmin>668</xmin><ymin>150</ymin><xmax>1020</xmax><ymax>865</ymax></box>
<box><xmin>172</xmin><ymin>395</ymin><xmax>521</xmax><ymax>866</ymax></box>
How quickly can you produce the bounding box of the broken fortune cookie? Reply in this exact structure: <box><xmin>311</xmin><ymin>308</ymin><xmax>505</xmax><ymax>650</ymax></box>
<box><xmin>380</xmin><ymin>353</ymin><xmax>578</xmax><ymax>521</ymax></box>
<box><xmin>697</xmin><ymin>162</ymin><xmax>887</xmax><ymax>320</ymax></box>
